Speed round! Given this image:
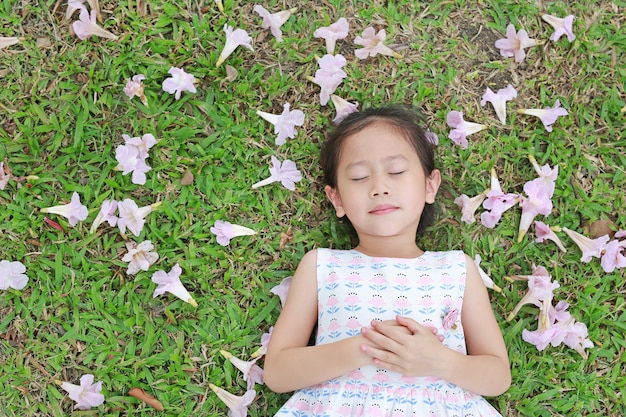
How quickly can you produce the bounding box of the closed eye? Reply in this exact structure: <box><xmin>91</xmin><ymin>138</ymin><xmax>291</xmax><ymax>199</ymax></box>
<box><xmin>351</xmin><ymin>176</ymin><xmax>368</xmax><ymax>181</ymax></box>
<box><xmin>390</xmin><ymin>171</ymin><xmax>405</xmax><ymax>176</ymax></box>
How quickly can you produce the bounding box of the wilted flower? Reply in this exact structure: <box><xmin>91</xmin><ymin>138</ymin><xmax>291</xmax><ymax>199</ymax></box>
<box><xmin>308</xmin><ymin>54</ymin><xmax>348</xmax><ymax>105</ymax></box>
<box><xmin>600</xmin><ymin>239</ymin><xmax>626</xmax><ymax>273</ymax></box>
<box><xmin>425</xmin><ymin>129</ymin><xmax>439</xmax><ymax>146</ymax></box>
<box><xmin>72</xmin><ymin>9</ymin><xmax>118</xmax><ymax>40</ymax></box>
<box><xmin>313</xmin><ymin>17</ymin><xmax>349</xmax><ymax>55</ymax></box>
<box><xmin>562</xmin><ymin>227</ymin><xmax>609</xmax><ymax>263</ymax></box>
<box><xmin>209</xmin><ymin>384</ymin><xmax>255</xmax><ymax>417</ymax></box>
<box><xmin>117</xmin><ymin>199</ymin><xmax>161</xmax><ymax>237</ymax></box>
<box><xmin>220</xmin><ymin>350</ymin><xmax>264</xmax><ymax>390</ymax></box>
<box><xmin>257</xmin><ymin>103</ymin><xmax>305</xmax><ymax>146</ymax></box>
<box><xmin>251</xmin><ymin>327</ymin><xmax>273</xmax><ymax>359</ymax></box>
<box><xmin>216</xmin><ymin>24</ymin><xmax>253</xmax><ymax>67</ymax></box>
<box><xmin>473</xmin><ymin>255</ymin><xmax>501</xmax><ymax>292</ymax></box>
<box><xmin>495</xmin><ymin>23</ymin><xmax>539</xmax><ymax>62</ymax></box>
<box><xmin>518</xmin><ymin>100</ymin><xmax>568</xmax><ymax>132</ymax></box>
<box><xmin>89</xmin><ymin>199</ymin><xmax>118</xmax><ymax>234</ymax></box>
<box><xmin>253</xmin><ymin>5</ymin><xmax>296</xmax><ymax>42</ymax></box>
<box><xmin>122</xmin><ymin>240</ymin><xmax>159</xmax><ymax>275</ymax></box>
<box><xmin>115</xmin><ymin>144</ymin><xmax>151</xmax><ymax>185</ymax></box>
<box><xmin>40</xmin><ymin>192</ymin><xmax>89</xmax><ymax>227</ymax></box>
<box><xmin>446</xmin><ymin>111</ymin><xmax>486</xmax><ymax>148</ymax></box>
<box><xmin>0</xmin><ymin>36</ymin><xmax>21</xmax><ymax>50</ymax></box>
<box><xmin>56</xmin><ymin>374</ymin><xmax>105</xmax><ymax>410</ymax></box>
<box><xmin>162</xmin><ymin>67</ymin><xmax>197</xmax><ymax>100</ymax></box>
<box><xmin>123</xmin><ymin>74</ymin><xmax>148</xmax><ymax>106</ymax></box>
<box><xmin>210</xmin><ymin>220</ymin><xmax>257</xmax><ymax>246</ymax></box>
<box><xmin>151</xmin><ymin>263</ymin><xmax>197</xmax><ymax>307</ymax></box>
<box><xmin>481</xmin><ymin>169</ymin><xmax>518</xmax><ymax>228</ymax></box>
<box><xmin>542</xmin><ymin>14</ymin><xmax>576</xmax><ymax>42</ymax></box>
<box><xmin>534</xmin><ymin>221</ymin><xmax>566</xmax><ymax>252</ymax></box>
<box><xmin>354</xmin><ymin>27</ymin><xmax>401</xmax><ymax>59</ymax></box>
<box><xmin>330</xmin><ymin>94</ymin><xmax>359</xmax><ymax>124</ymax></box>
<box><xmin>252</xmin><ymin>156</ymin><xmax>302</xmax><ymax>191</ymax></box>
<box><xmin>480</xmin><ymin>84</ymin><xmax>517</xmax><ymax>125</ymax></box>
<box><xmin>270</xmin><ymin>276</ymin><xmax>292</xmax><ymax>306</ymax></box>
<box><xmin>454</xmin><ymin>192</ymin><xmax>486</xmax><ymax>225</ymax></box>
<box><xmin>0</xmin><ymin>162</ymin><xmax>10</xmax><ymax>190</ymax></box>
<box><xmin>0</xmin><ymin>260</ymin><xmax>28</xmax><ymax>291</ymax></box>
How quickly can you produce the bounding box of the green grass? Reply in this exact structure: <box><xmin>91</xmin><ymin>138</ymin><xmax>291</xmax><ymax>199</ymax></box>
<box><xmin>1</xmin><ymin>0</ymin><xmax>625</xmax><ymax>415</ymax></box>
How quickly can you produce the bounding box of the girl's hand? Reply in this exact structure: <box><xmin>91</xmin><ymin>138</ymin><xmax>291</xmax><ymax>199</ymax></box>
<box><xmin>359</xmin><ymin>315</ymin><xmax>446</xmax><ymax>377</ymax></box>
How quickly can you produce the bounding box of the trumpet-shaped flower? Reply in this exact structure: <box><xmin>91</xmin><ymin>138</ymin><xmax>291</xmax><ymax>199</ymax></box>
<box><xmin>0</xmin><ymin>260</ymin><xmax>28</xmax><ymax>291</ymax></box>
<box><xmin>117</xmin><ymin>199</ymin><xmax>161</xmax><ymax>237</ymax></box>
<box><xmin>216</xmin><ymin>24</ymin><xmax>253</xmax><ymax>67</ymax></box>
<box><xmin>0</xmin><ymin>36</ymin><xmax>21</xmax><ymax>50</ymax></box>
<box><xmin>0</xmin><ymin>162</ymin><xmax>10</xmax><ymax>190</ymax></box>
<box><xmin>354</xmin><ymin>27</ymin><xmax>401</xmax><ymax>59</ymax></box>
<box><xmin>599</xmin><ymin>239</ymin><xmax>626</xmax><ymax>273</ymax></box>
<box><xmin>560</xmin><ymin>318</ymin><xmax>593</xmax><ymax>358</ymax></box>
<box><xmin>89</xmin><ymin>199</ymin><xmax>118</xmax><ymax>234</ymax></box>
<box><xmin>454</xmin><ymin>192</ymin><xmax>486</xmax><ymax>224</ymax></box>
<box><xmin>251</xmin><ymin>327</ymin><xmax>273</xmax><ymax>359</ymax></box>
<box><xmin>446</xmin><ymin>111</ymin><xmax>486</xmax><ymax>148</ymax></box>
<box><xmin>162</xmin><ymin>67</ymin><xmax>197</xmax><ymax>100</ymax></box>
<box><xmin>151</xmin><ymin>263</ymin><xmax>197</xmax><ymax>307</ymax></box>
<box><xmin>542</xmin><ymin>14</ymin><xmax>576</xmax><ymax>42</ymax></box>
<box><xmin>56</xmin><ymin>374</ymin><xmax>105</xmax><ymax>410</ymax></box>
<box><xmin>40</xmin><ymin>192</ymin><xmax>88</xmax><ymax>227</ymax></box>
<box><xmin>256</xmin><ymin>103</ymin><xmax>305</xmax><ymax>146</ymax></box>
<box><xmin>220</xmin><ymin>350</ymin><xmax>264</xmax><ymax>390</ymax></box>
<box><xmin>270</xmin><ymin>276</ymin><xmax>293</xmax><ymax>306</ymax></box>
<box><xmin>481</xmin><ymin>170</ymin><xmax>518</xmax><ymax>228</ymax></box>
<box><xmin>72</xmin><ymin>9</ymin><xmax>118</xmax><ymax>40</ymax></box>
<box><xmin>252</xmin><ymin>156</ymin><xmax>302</xmax><ymax>191</ymax></box>
<box><xmin>480</xmin><ymin>84</ymin><xmax>517</xmax><ymax>125</ymax></box>
<box><xmin>330</xmin><ymin>94</ymin><xmax>359</xmax><ymax>124</ymax></box>
<box><xmin>528</xmin><ymin>155</ymin><xmax>558</xmax><ymax>196</ymax></box>
<box><xmin>115</xmin><ymin>144</ymin><xmax>151</xmax><ymax>185</ymax></box>
<box><xmin>518</xmin><ymin>100</ymin><xmax>568</xmax><ymax>132</ymax></box>
<box><xmin>495</xmin><ymin>23</ymin><xmax>538</xmax><ymax>62</ymax></box>
<box><xmin>562</xmin><ymin>227</ymin><xmax>609</xmax><ymax>263</ymax></box>
<box><xmin>534</xmin><ymin>221</ymin><xmax>566</xmax><ymax>252</ymax></box>
<box><xmin>210</xmin><ymin>220</ymin><xmax>257</xmax><ymax>246</ymax></box>
<box><xmin>123</xmin><ymin>133</ymin><xmax>156</xmax><ymax>159</ymax></box>
<box><xmin>123</xmin><ymin>74</ymin><xmax>148</xmax><ymax>106</ymax></box>
<box><xmin>473</xmin><ymin>254</ymin><xmax>501</xmax><ymax>292</ymax></box>
<box><xmin>253</xmin><ymin>5</ymin><xmax>296</xmax><ymax>42</ymax></box>
<box><xmin>66</xmin><ymin>0</ymin><xmax>86</xmax><ymax>19</ymax></box>
<box><xmin>507</xmin><ymin>264</ymin><xmax>559</xmax><ymax>321</ymax></box>
<box><xmin>209</xmin><ymin>384</ymin><xmax>255</xmax><ymax>417</ymax></box>
<box><xmin>425</xmin><ymin>129</ymin><xmax>439</xmax><ymax>146</ymax></box>
<box><xmin>122</xmin><ymin>240</ymin><xmax>159</xmax><ymax>275</ymax></box>
<box><xmin>308</xmin><ymin>54</ymin><xmax>347</xmax><ymax>105</ymax></box>
<box><xmin>313</xmin><ymin>17</ymin><xmax>349</xmax><ymax>55</ymax></box>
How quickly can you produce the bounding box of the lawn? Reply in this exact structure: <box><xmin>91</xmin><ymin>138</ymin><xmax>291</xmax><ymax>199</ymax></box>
<box><xmin>1</xmin><ymin>0</ymin><xmax>625</xmax><ymax>416</ymax></box>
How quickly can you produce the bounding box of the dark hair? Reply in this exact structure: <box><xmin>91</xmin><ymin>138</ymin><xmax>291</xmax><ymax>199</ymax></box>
<box><xmin>320</xmin><ymin>104</ymin><xmax>437</xmax><ymax>235</ymax></box>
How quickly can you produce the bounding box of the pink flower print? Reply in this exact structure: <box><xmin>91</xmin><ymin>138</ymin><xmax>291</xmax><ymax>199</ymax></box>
<box><xmin>442</xmin><ymin>308</ymin><xmax>459</xmax><ymax>330</ymax></box>
<box><xmin>393</xmin><ymin>273</ymin><xmax>410</xmax><ymax>286</ymax></box>
<box><xmin>345</xmin><ymin>316</ymin><xmax>361</xmax><ymax>330</ymax></box>
<box><xmin>345</xmin><ymin>293</ymin><xmax>362</xmax><ymax>304</ymax></box>
<box><xmin>495</xmin><ymin>23</ymin><xmax>539</xmax><ymax>62</ymax></box>
<box><xmin>418</xmin><ymin>296</ymin><xmax>434</xmax><ymax>308</ymax></box>
<box><xmin>373</xmin><ymin>370</ymin><xmax>393</xmax><ymax>383</ymax></box>
<box><xmin>394</xmin><ymin>296</ymin><xmax>411</xmax><ymax>308</ymax></box>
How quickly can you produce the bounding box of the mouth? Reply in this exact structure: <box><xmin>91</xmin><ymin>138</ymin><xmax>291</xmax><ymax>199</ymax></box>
<box><xmin>369</xmin><ymin>204</ymin><xmax>399</xmax><ymax>215</ymax></box>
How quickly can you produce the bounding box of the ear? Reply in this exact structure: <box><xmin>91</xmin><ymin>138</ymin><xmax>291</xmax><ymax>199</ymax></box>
<box><xmin>324</xmin><ymin>185</ymin><xmax>346</xmax><ymax>218</ymax></box>
<box><xmin>425</xmin><ymin>169</ymin><xmax>441</xmax><ymax>204</ymax></box>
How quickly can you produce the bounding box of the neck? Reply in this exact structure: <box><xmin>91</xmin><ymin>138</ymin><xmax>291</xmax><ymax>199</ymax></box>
<box><xmin>355</xmin><ymin>236</ymin><xmax>424</xmax><ymax>259</ymax></box>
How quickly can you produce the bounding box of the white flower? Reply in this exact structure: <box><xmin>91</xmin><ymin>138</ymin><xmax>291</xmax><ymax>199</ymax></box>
<box><xmin>122</xmin><ymin>240</ymin><xmax>159</xmax><ymax>275</ymax></box>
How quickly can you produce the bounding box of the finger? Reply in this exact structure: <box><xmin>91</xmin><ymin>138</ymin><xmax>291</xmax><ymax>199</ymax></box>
<box><xmin>361</xmin><ymin>326</ymin><xmax>401</xmax><ymax>352</ymax></box>
<box><xmin>395</xmin><ymin>315</ymin><xmax>427</xmax><ymax>334</ymax></box>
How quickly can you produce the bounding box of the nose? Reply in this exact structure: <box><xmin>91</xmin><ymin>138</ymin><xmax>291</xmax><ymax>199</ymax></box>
<box><xmin>370</xmin><ymin>176</ymin><xmax>390</xmax><ymax>197</ymax></box>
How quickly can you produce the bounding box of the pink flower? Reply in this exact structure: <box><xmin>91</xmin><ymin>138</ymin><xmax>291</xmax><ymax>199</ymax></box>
<box><xmin>57</xmin><ymin>374</ymin><xmax>105</xmax><ymax>410</ymax></box>
<box><xmin>209</xmin><ymin>384</ymin><xmax>255</xmax><ymax>417</ymax></box>
<box><xmin>562</xmin><ymin>227</ymin><xmax>609</xmax><ymax>262</ymax></box>
<box><xmin>560</xmin><ymin>318</ymin><xmax>593</xmax><ymax>358</ymax></box>
<box><xmin>600</xmin><ymin>239</ymin><xmax>626</xmax><ymax>273</ymax></box>
<box><xmin>0</xmin><ymin>36</ymin><xmax>21</xmax><ymax>50</ymax></box>
<box><xmin>123</xmin><ymin>133</ymin><xmax>156</xmax><ymax>159</ymax></box>
<box><xmin>151</xmin><ymin>263</ymin><xmax>197</xmax><ymax>307</ymax></box>
<box><xmin>442</xmin><ymin>308</ymin><xmax>459</xmax><ymax>330</ymax></box>
<box><xmin>216</xmin><ymin>24</ymin><xmax>253</xmax><ymax>67</ymax></box>
<box><xmin>122</xmin><ymin>240</ymin><xmax>159</xmax><ymax>275</ymax></box>
<box><xmin>473</xmin><ymin>254</ymin><xmax>501</xmax><ymax>292</ymax></box>
<box><xmin>270</xmin><ymin>276</ymin><xmax>292</xmax><ymax>306</ymax></box>
<box><xmin>123</xmin><ymin>74</ymin><xmax>148</xmax><ymax>106</ymax></box>
<box><xmin>507</xmin><ymin>264</ymin><xmax>559</xmax><ymax>321</ymax></box>
<box><xmin>115</xmin><ymin>144</ymin><xmax>151</xmax><ymax>185</ymax></box>
<box><xmin>446</xmin><ymin>111</ymin><xmax>486</xmax><ymax>148</ymax></box>
<box><xmin>518</xmin><ymin>181</ymin><xmax>554</xmax><ymax>242</ymax></box>
<box><xmin>72</xmin><ymin>9</ymin><xmax>118</xmax><ymax>40</ymax></box>
<box><xmin>220</xmin><ymin>350</ymin><xmax>264</xmax><ymax>390</ymax></box>
<box><xmin>40</xmin><ymin>192</ymin><xmax>88</xmax><ymax>227</ymax></box>
<box><xmin>252</xmin><ymin>156</ymin><xmax>302</xmax><ymax>191</ymax></box>
<box><xmin>542</xmin><ymin>14</ymin><xmax>576</xmax><ymax>42</ymax></box>
<box><xmin>0</xmin><ymin>260</ymin><xmax>28</xmax><ymax>291</ymax></box>
<box><xmin>518</xmin><ymin>100</ymin><xmax>568</xmax><ymax>132</ymax></box>
<box><xmin>425</xmin><ymin>129</ymin><xmax>439</xmax><ymax>146</ymax></box>
<box><xmin>66</xmin><ymin>0</ymin><xmax>87</xmax><ymax>19</ymax></box>
<box><xmin>210</xmin><ymin>220</ymin><xmax>256</xmax><ymax>246</ymax></box>
<box><xmin>522</xmin><ymin>325</ymin><xmax>561</xmax><ymax>351</ymax></box>
<box><xmin>89</xmin><ymin>199</ymin><xmax>118</xmax><ymax>234</ymax></box>
<box><xmin>495</xmin><ymin>23</ymin><xmax>538</xmax><ymax>62</ymax></box>
<box><xmin>454</xmin><ymin>192</ymin><xmax>486</xmax><ymax>224</ymax></box>
<box><xmin>481</xmin><ymin>169</ymin><xmax>518</xmax><ymax>228</ymax></box>
<box><xmin>162</xmin><ymin>67</ymin><xmax>197</xmax><ymax>100</ymax></box>
<box><xmin>253</xmin><ymin>5</ymin><xmax>296</xmax><ymax>42</ymax></box>
<box><xmin>354</xmin><ymin>27</ymin><xmax>401</xmax><ymax>59</ymax></box>
<box><xmin>0</xmin><ymin>162</ymin><xmax>10</xmax><ymax>190</ymax></box>
<box><xmin>480</xmin><ymin>84</ymin><xmax>517</xmax><ymax>125</ymax></box>
<box><xmin>256</xmin><ymin>103</ymin><xmax>305</xmax><ymax>146</ymax></box>
<box><xmin>313</xmin><ymin>17</ymin><xmax>349</xmax><ymax>55</ymax></box>
<box><xmin>251</xmin><ymin>327</ymin><xmax>273</xmax><ymax>359</ymax></box>
<box><xmin>330</xmin><ymin>94</ymin><xmax>359</xmax><ymax>124</ymax></box>
<box><xmin>308</xmin><ymin>54</ymin><xmax>348</xmax><ymax>105</ymax></box>
<box><xmin>534</xmin><ymin>221</ymin><xmax>566</xmax><ymax>252</ymax></box>
<box><xmin>117</xmin><ymin>199</ymin><xmax>161</xmax><ymax>237</ymax></box>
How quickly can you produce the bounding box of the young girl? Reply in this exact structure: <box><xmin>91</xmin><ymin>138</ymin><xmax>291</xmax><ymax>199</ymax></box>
<box><xmin>264</xmin><ymin>105</ymin><xmax>511</xmax><ymax>416</ymax></box>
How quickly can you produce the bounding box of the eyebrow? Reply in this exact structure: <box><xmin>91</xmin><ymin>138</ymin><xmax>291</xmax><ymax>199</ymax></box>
<box><xmin>345</xmin><ymin>155</ymin><xmax>408</xmax><ymax>169</ymax></box>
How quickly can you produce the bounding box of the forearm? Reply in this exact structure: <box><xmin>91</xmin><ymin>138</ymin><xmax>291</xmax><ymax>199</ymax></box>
<box><xmin>264</xmin><ymin>335</ymin><xmax>370</xmax><ymax>393</ymax></box>
<box><xmin>436</xmin><ymin>349</ymin><xmax>511</xmax><ymax>396</ymax></box>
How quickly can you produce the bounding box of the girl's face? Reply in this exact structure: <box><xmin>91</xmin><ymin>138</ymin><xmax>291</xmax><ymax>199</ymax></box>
<box><xmin>325</xmin><ymin>122</ymin><xmax>440</xmax><ymax>242</ymax></box>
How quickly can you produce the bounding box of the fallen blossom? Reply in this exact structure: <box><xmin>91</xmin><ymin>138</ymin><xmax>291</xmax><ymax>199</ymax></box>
<box><xmin>151</xmin><ymin>263</ymin><xmax>197</xmax><ymax>307</ymax></box>
<box><xmin>215</xmin><ymin>0</ymin><xmax>224</xmax><ymax>13</ymax></box>
<box><xmin>454</xmin><ymin>192</ymin><xmax>486</xmax><ymax>224</ymax></box>
<box><xmin>270</xmin><ymin>276</ymin><xmax>292</xmax><ymax>306</ymax></box>
<box><xmin>257</xmin><ymin>103</ymin><xmax>305</xmax><ymax>146</ymax></box>
<box><xmin>518</xmin><ymin>100</ymin><xmax>569</xmax><ymax>132</ymax></box>
<box><xmin>123</xmin><ymin>133</ymin><xmax>156</xmax><ymax>159</ymax></box>
<box><xmin>209</xmin><ymin>384</ymin><xmax>255</xmax><ymax>417</ymax></box>
<box><xmin>210</xmin><ymin>220</ymin><xmax>256</xmax><ymax>246</ymax></box>
<box><xmin>56</xmin><ymin>374</ymin><xmax>105</xmax><ymax>410</ymax></box>
<box><xmin>251</xmin><ymin>327</ymin><xmax>273</xmax><ymax>358</ymax></box>
<box><xmin>425</xmin><ymin>129</ymin><xmax>439</xmax><ymax>146</ymax></box>
<box><xmin>481</xmin><ymin>169</ymin><xmax>518</xmax><ymax>228</ymax></box>
<box><xmin>562</xmin><ymin>227</ymin><xmax>609</xmax><ymax>263</ymax></box>
<box><xmin>599</xmin><ymin>239</ymin><xmax>626</xmax><ymax>273</ymax></box>
<box><xmin>507</xmin><ymin>264</ymin><xmax>559</xmax><ymax>321</ymax></box>
<box><xmin>446</xmin><ymin>111</ymin><xmax>486</xmax><ymax>148</ymax></box>
<box><xmin>330</xmin><ymin>94</ymin><xmax>359</xmax><ymax>124</ymax></box>
<box><xmin>117</xmin><ymin>199</ymin><xmax>161</xmax><ymax>237</ymax></box>
<box><xmin>162</xmin><ymin>67</ymin><xmax>197</xmax><ymax>100</ymax></box>
<box><xmin>72</xmin><ymin>9</ymin><xmax>118</xmax><ymax>40</ymax></box>
<box><xmin>480</xmin><ymin>84</ymin><xmax>517</xmax><ymax>125</ymax></box>
<box><xmin>40</xmin><ymin>192</ymin><xmax>88</xmax><ymax>227</ymax></box>
<box><xmin>0</xmin><ymin>260</ymin><xmax>28</xmax><ymax>291</ymax></box>
<box><xmin>534</xmin><ymin>221</ymin><xmax>566</xmax><ymax>252</ymax></box>
<box><xmin>220</xmin><ymin>350</ymin><xmax>264</xmax><ymax>390</ymax></box>
<box><xmin>542</xmin><ymin>14</ymin><xmax>576</xmax><ymax>42</ymax></box>
<box><xmin>517</xmin><ymin>178</ymin><xmax>557</xmax><ymax>242</ymax></box>
<box><xmin>0</xmin><ymin>36</ymin><xmax>21</xmax><ymax>50</ymax></box>
<box><xmin>123</xmin><ymin>74</ymin><xmax>148</xmax><ymax>106</ymax></box>
<box><xmin>66</xmin><ymin>0</ymin><xmax>86</xmax><ymax>20</ymax></box>
<box><xmin>307</xmin><ymin>54</ymin><xmax>348</xmax><ymax>105</ymax></box>
<box><xmin>122</xmin><ymin>240</ymin><xmax>159</xmax><ymax>275</ymax></box>
<box><xmin>216</xmin><ymin>24</ymin><xmax>253</xmax><ymax>67</ymax></box>
<box><xmin>473</xmin><ymin>254</ymin><xmax>501</xmax><ymax>292</ymax></box>
<box><xmin>252</xmin><ymin>156</ymin><xmax>302</xmax><ymax>191</ymax></box>
<box><xmin>560</xmin><ymin>318</ymin><xmax>593</xmax><ymax>358</ymax></box>
<box><xmin>494</xmin><ymin>23</ymin><xmax>539</xmax><ymax>62</ymax></box>
<box><xmin>89</xmin><ymin>199</ymin><xmax>118</xmax><ymax>234</ymax></box>
<box><xmin>354</xmin><ymin>27</ymin><xmax>401</xmax><ymax>59</ymax></box>
<box><xmin>0</xmin><ymin>162</ymin><xmax>10</xmax><ymax>190</ymax></box>
<box><xmin>313</xmin><ymin>17</ymin><xmax>349</xmax><ymax>55</ymax></box>
<box><xmin>253</xmin><ymin>5</ymin><xmax>296</xmax><ymax>42</ymax></box>
<box><xmin>115</xmin><ymin>144</ymin><xmax>151</xmax><ymax>185</ymax></box>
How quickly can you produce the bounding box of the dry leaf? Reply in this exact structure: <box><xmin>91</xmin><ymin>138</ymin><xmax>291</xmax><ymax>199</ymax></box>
<box><xmin>35</xmin><ymin>37</ymin><xmax>51</xmax><ymax>49</ymax></box>
<box><xmin>181</xmin><ymin>169</ymin><xmax>194</xmax><ymax>185</ymax></box>
<box><xmin>128</xmin><ymin>387</ymin><xmax>164</xmax><ymax>411</ymax></box>
<box><xmin>225</xmin><ymin>65</ymin><xmax>238</xmax><ymax>82</ymax></box>
<box><xmin>279</xmin><ymin>226</ymin><xmax>294</xmax><ymax>250</ymax></box>
<box><xmin>587</xmin><ymin>219</ymin><xmax>616</xmax><ymax>239</ymax></box>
